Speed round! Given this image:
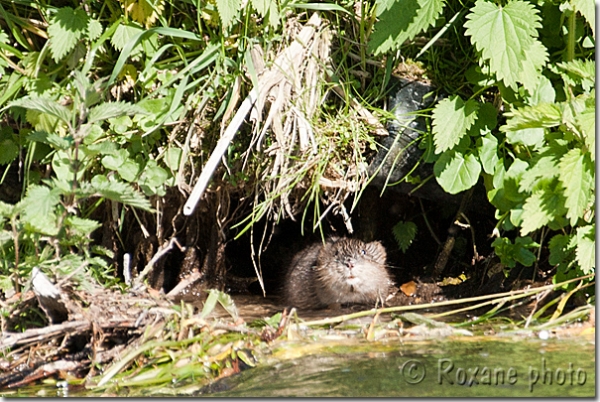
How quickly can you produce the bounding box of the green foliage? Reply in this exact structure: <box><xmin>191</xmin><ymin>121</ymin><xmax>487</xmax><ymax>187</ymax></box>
<box><xmin>464</xmin><ymin>0</ymin><xmax>547</xmax><ymax>92</ymax></box>
<box><xmin>392</xmin><ymin>220</ymin><xmax>418</xmax><ymax>253</ymax></box>
<box><xmin>371</xmin><ymin>0</ymin><xmax>595</xmax><ymax>281</ymax></box>
<box><xmin>369</xmin><ymin>0</ymin><xmax>445</xmax><ymax>55</ymax></box>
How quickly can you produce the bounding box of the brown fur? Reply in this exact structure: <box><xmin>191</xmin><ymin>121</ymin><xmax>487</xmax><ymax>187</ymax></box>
<box><xmin>283</xmin><ymin>237</ymin><xmax>393</xmax><ymax>309</ymax></box>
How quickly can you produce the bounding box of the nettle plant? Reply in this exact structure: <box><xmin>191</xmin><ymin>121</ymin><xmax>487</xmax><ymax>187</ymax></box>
<box><xmin>0</xmin><ymin>71</ymin><xmax>158</xmax><ymax>292</ymax></box>
<box><xmin>371</xmin><ymin>0</ymin><xmax>595</xmax><ymax>280</ymax></box>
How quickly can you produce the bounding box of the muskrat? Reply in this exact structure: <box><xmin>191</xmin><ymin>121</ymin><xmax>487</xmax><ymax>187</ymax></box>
<box><xmin>283</xmin><ymin>237</ymin><xmax>394</xmax><ymax>310</ymax></box>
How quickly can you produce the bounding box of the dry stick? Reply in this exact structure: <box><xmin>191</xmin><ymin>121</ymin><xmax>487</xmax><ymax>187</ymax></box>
<box><xmin>297</xmin><ymin>274</ymin><xmax>594</xmax><ymax>327</ymax></box>
<box><xmin>183</xmin><ymin>88</ymin><xmax>258</xmax><ymax>216</ymax></box>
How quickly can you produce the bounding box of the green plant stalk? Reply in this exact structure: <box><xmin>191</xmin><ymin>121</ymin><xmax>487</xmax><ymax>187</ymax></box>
<box><xmin>566</xmin><ymin>10</ymin><xmax>576</xmax><ymax>61</ymax></box>
<box><xmin>297</xmin><ymin>274</ymin><xmax>594</xmax><ymax>327</ymax></box>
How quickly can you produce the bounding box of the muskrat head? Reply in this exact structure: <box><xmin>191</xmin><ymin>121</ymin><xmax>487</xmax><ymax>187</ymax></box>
<box><xmin>316</xmin><ymin>238</ymin><xmax>387</xmax><ymax>286</ymax></box>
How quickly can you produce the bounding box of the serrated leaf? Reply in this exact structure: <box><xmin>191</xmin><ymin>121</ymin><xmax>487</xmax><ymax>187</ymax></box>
<box><xmin>88</xmin><ymin>19</ymin><xmax>103</xmax><ymax>41</ymax></box>
<box><xmin>90</xmin><ymin>175</ymin><xmax>152</xmax><ymax>211</ymax></box>
<box><xmin>28</xmin><ymin>131</ymin><xmax>73</xmax><ymax>150</ymax></box>
<box><xmin>501</xmin><ymin>103</ymin><xmax>562</xmax><ymax>131</ymax></box>
<box><xmin>571</xmin><ymin>0</ymin><xmax>595</xmax><ymax>37</ymax></box>
<box><xmin>556</xmin><ymin>59</ymin><xmax>595</xmax><ymax>92</ymax></box>
<box><xmin>0</xmin><ymin>138</ymin><xmax>19</xmax><ymax>164</ymax></box>
<box><xmin>519</xmin><ymin>156</ymin><xmax>559</xmax><ymax>192</ymax></box>
<box><xmin>369</xmin><ymin>0</ymin><xmax>445</xmax><ymax>55</ymax></box>
<box><xmin>517</xmin><ymin>40</ymin><xmax>549</xmax><ymax>94</ymax></box>
<box><xmin>434</xmin><ymin>151</ymin><xmax>481</xmax><ymax>194</ymax></box>
<box><xmin>574</xmin><ymin>225</ymin><xmax>595</xmax><ymax>274</ymax></box>
<box><xmin>20</xmin><ymin>185</ymin><xmax>61</xmax><ymax>235</ymax></box>
<box><xmin>48</xmin><ymin>7</ymin><xmax>89</xmax><ymax>62</ymax></box>
<box><xmin>558</xmin><ymin>149</ymin><xmax>594</xmax><ymax>226</ymax></box>
<box><xmin>392</xmin><ymin>220</ymin><xmax>418</xmax><ymax>253</ymax></box>
<box><xmin>520</xmin><ymin>183</ymin><xmax>567</xmax><ymax>236</ymax></box>
<box><xmin>576</xmin><ymin>108</ymin><xmax>595</xmax><ymax>160</ymax></box>
<box><xmin>467</xmin><ymin>102</ymin><xmax>497</xmax><ymax>136</ymax></box>
<box><xmin>66</xmin><ymin>215</ymin><xmax>101</xmax><ymax>236</ymax></box>
<box><xmin>432</xmin><ymin>96</ymin><xmax>479</xmax><ymax>153</ymax></box>
<box><xmin>9</xmin><ymin>97</ymin><xmax>71</xmax><ymax>126</ymax></box>
<box><xmin>111</xmin><ymin>23</ymin><xmax>144</xmax><ymax>54</ymax></box>
<box><xmin>215</xmin><ymin>0</ymin><xmax>242</xmax><ymax>29</ymax></box>
<box><xmin>87</xmin><ymin>102</ymin><xmax>145</xmax><ymax>124</ymax></box>
<box><xmin>464</xmin><ymin>0</ymin><xmax>543</xmax><ymax>90</ymax></box>
<box><xmin>477</xmin><ymin>133</ymin><xmax>498</xmax><ymax>175</ymax></box>
<box><xmin>548</xmin><ymin>234</ymin><xmax>573</xmax><ymax>266</ymax></box>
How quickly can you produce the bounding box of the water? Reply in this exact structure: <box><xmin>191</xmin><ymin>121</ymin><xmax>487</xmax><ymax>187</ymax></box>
<box><xmin>201</xmin><ymin>337</ymin><xmax>595</xmax><ymax>397</ymax></box>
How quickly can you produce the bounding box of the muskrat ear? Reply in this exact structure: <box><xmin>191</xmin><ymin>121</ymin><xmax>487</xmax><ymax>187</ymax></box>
<box><xmin>328</xmin><ymin>235</ymin><xmax>341</xmax><ymax>244</ymax></box>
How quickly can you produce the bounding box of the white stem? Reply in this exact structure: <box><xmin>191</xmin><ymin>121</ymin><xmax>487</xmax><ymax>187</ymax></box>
<box><xmin>183</xmin><ymin>88</ymin><xmax>258</xmax><ymax>216</ymax></box>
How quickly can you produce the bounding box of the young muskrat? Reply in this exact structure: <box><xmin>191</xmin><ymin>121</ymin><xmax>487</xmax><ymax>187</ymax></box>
<box><xmin>283</xmin><ymin>237</ymin><xmax>394</xmax><ymax>310</ymax></box>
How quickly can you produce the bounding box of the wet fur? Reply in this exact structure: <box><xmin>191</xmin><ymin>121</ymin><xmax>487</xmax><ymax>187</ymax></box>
<box><xmin>283</xmin><ymin>238</ymin><xmax>393</xmax><ymax>309</ymax></box>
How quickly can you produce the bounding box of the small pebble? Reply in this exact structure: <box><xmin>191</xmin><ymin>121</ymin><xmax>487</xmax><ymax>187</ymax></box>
<box><xmin>538</xmin><ymin>330</ymin><xmax>550</xmax><ymax>340</ymax></box>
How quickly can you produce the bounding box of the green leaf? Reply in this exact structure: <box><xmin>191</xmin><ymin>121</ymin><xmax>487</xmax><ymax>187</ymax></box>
<box><xmin>573</xmin><ymin>225</ymin><xmax>595</xmax><ymax>274</ymax></box>
<box><xmin>555</xmin><ymin>60</ymin><xmax>595</xmax><ymax>92</ymax></box>
<box><xmin>505</xmin><ymin>128</ymin><xmax>545</xmax><ymax>148</ymax></box>
<box><xmin>89</xmin><ymin>175</ymin><xmax>152</xmax><ymax>211</ymax></box>
<box><xmin>464</xmin><ymin>0</ymin><xmax>545</xmax><ymax>90</ymax></box>
<box><xmin>0</xmin><ymin>138</ymin><xmax>18</xmax><ymax>164</ymax></box>
<box><xmin>139</xmin><ymin>160</ymin><xmax>169</xmax><ymax>196</ymax></box>
<box><xmin>215</xmin><ymin>0</ymin><xmax>241</xmax><ymax>29</ymax></box>
<box><xmin>48</xmin><ymin>7</ymin><xmax>89</xmax><ymax>62</ymax></box>
<box><xmin>558</xmin><ymin>149</ymin><xmax>594</xmax><ymax>226</ymax></box>
<box><xmin>369</xmin><ymin>0</ymin><xmax>445</xmax><ymax>55</ymax></box>
<box><xmin>576</xmin><ymin>108</ymin><xmax>595</xmax><ymax>160</ymax></box>
<box><xmin>87</xmin><ymin>102</ymin><xmax>145</xmax><ymax>124</ymax></box>
<box><xmin>527</xmin><ymin>75</ymin><xmax>556</xmax><ymax>106</ymax></box>
<box><xmin>492</xmin><ymin>236</ymin><xmax>538</xmax><ymax>268</ymax></box>
<box><xmin>164</xmin><ymin>147</ymin><xmax>182</xmax><ymax>171</ymax></box>
<box><xmin>477</xmin><ymin>132</ymin><xmax>498</xmax><ymax>175</ymax></box>
<box><xmin>392</xmin><ymin>220</ymin><xmax>418</xmax><ymax>253</ymax></box>
<box><xmin>118</xmin><ymin>159</ymin><xmax>141</xmax><ymax>182</ymax></box>
<box><xmin>109</xmin><ymin>115</ymin><xmax>134</xmax><ymax>134</ymax></box>
<box><xmin>111</xmin><ymin>23</ymin><xmax>144</xmax><ymax>53</ymax></box>
<box><xmin>515</xmin><ymin>40</ymin><xmax>548</xmax><ymax>94</ymax></box>
<box><xmin>66</xmin><ymin>215</ymin><xmax>101</xmax><ymax>236</ymax></box>
<box><xmin>467</xmin><ymin>102</ymin><xmax>497</xmax><ymax>136</ymax></box>
<box><xmin>9</xmin><ymin>97</ymin><xmax>71</xmax><ymax>126</ymax></box>
<box><xmin>501</xmin><ymin>103</ymin><xmax>562</xmax><ymax>131</ymax></box>
<box><xmin>251</xmin><ymin>0</ymin><xmax>280</xmax><ymax>28</ymax></box>
<box><xmin>520</xmin><ymin>182</ymin><xmax>567</xmax><ymax>236</ymax></box>
<box><xmin>519</xmin><ymin>156</ymin><xmax>559</xmax><ymax>192</ymax></box>
<box><xmin>101</xmin><ymin>149</ymin><xmax>128</xmax><ymax>171</ymax></box>
<box><xmin>20</xmin><ymin>185</ymin><xmax>61</xmax><ymax>236</ymax></box>
<box><xmin>52</xmin><ymin>150</ymin><xmax>87</xmax><ymax>181</ymax></box>
<box><xmin>28</xmin><ymin>130</ymin><xmax>74</xmax><ymax>150</ymax></box>
<box><xmin>432</xmin><ymin>96</ymin><xmax>479</xmax><ymax>153</ymax></box>
<box><xmin>434</xmin><ymin>151</ymin><xmax>481</xmax><ymax>194</ymax></box>
<box><xmin>88</xmin><ymin>18</ymin><xmax>103</xmax><ymax>41</ymax></box>
<box><xmin>548</xmin><ymin>234</ymin><xmax>573</xmax><ymax>266</ymax></box>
